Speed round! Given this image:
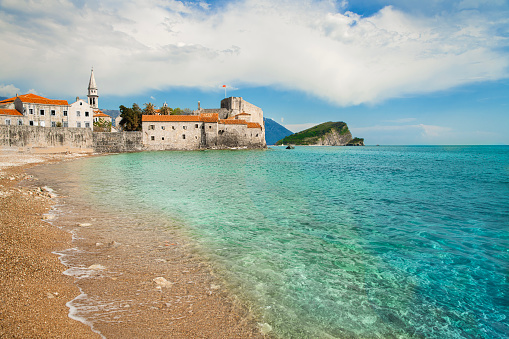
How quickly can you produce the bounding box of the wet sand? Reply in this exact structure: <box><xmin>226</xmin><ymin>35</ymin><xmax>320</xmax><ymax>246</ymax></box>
<box><xmin>0</xmin><ymin>150</ymin><xmax>264</xmax><ymax>338</ymax></box>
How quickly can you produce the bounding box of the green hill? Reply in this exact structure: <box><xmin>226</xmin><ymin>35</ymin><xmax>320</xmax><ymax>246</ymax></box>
<box><xmin>276</xmin><ymin>121</ymin><xmax>361</xmax><ymax>146</ymax></box>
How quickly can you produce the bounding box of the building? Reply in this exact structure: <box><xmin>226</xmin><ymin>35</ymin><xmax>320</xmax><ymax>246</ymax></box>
<box><xmin>142</xmin><ymin>97</ymin><xmax>266</xmax><ymax>150</ymax></box>
<box><xmin>0</xmin><ymin>69</ymin><xmax>110</xmax><ymax>130</ymax></box>
<box><xmin>0</xmin><ymin>93</ymin><xmax>70</xmax><ymax>127</ymax></box>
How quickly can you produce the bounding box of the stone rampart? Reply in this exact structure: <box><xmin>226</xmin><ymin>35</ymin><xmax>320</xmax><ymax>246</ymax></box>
<box><xmin>93</xmin><ymin>132</ymin><xmax>143</xmax><ymax>153</ymax></box>
<box><xmin>0</xmin><ymin>125</ymin><xmax>93</xmax><ymax>151</ymax></box>
<box><xmin>0</xmin><ymin>125</ymin><xmax>143</xmax><ymax>153</ymax></box>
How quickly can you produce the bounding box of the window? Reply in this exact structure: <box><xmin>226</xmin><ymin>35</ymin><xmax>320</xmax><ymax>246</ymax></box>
<box><xmin>40</xmin><ymin>121</ymin><xmax>45</xmax><ymax>127</ymax></box>
<box><xmin>85</xmin><ymin>111</ymin><xmax>89</xmax><ymax>117</ymax></box>
<box><xmin>40</xmin><ymin>109</ymin><xmax>45</xmax><ymax>115</ymax></box>
<box><xmin>182</xmin><ymin>134</ymin><xmax>186</xmax><ymax>139</ymax></box>
<box><xmin>63</xmin><ymin>110</ymin><xmax>68</xmax><ymax>116</ymax></box>
<box><xmin>18</xmin><ymin>119</ymin><xmax>22</xmax><ymax>125</ymax></box>
<box><xmin>161</xmin><ymin>126</ymin><xmax>165</xmax><ymax>130</ymax></box>
<box><xmin>85</xmin><ymin>122</ymin><xmax>90</xmax><ymax>128</ymax></box>
<box><xmin>183</xmin><ymin>126</ymin><xmax>187</xmax><ymax>130</ymax></box>
<box><xmin>76</xmin><ymin>111</ymin><xmax>81</xmax><ymax>117</ymax></box>
<box><xmin>162</xmin><ymin>137</ymin><xmax>165</xmax><ymax>140</ymax></box>
<box><xmin>77</xmin><ymin>122</ymin><xmax>81</xmax><ymax>128</ymax></box>
<box><xmin>151</xmin><ymin>136</ymin><xmax>155</xmax><ymax>141</ymax></box>
<box><xmin>29</xmin><ymin>121</ymin><xmax>34</xmax><ymax>126</ymax></box>
<box><xmin>209</xmin><ymin>126</ymin><xmax>212</xmax><ymax>129</ymax></box>
<box><xmin>256</xmin><ymin>134</ymin><xmax>259</xmax><ymax>137</ymax></box>
<box><xmin>80</xmin><ymin>102</ymin><xmax>82</xmax><ymax>105</ymax></box>
<box><xmin>195</xmin><ymin>124</ymin><xmax>199</xmax><ymax>128</ymax></box>
<box><xmin>29</xmin><ymin>108</ymin><xmax>33</xmax><ymax>114</ymax></box>
<box><xmin>63</xmin><ymin>122</ymin><xmax>68</xmax><ymax>127</ymax></box>
<box><xmin>23</xmin><ymin>108</ymin><xmax>26</xmax><ymax>114</ymax></box>
<box><xmin>5</xmin><ymin>119</ymin><xmax>11</xmax><ymax>125</ymax></box>
<box><xmin>51</xmin><ymin>110</ymin><xmax>56</xmax><ymax>116</ymax></box>
<box><xmin>195</xmin><ymin>136</ymin><xmax>198</xmax><ymax>139</ymax></box>
<box><xmin>51</xmin><ymin>122</ymin><xmax>56</xmax><ymax>127</ymax></box>
<box><xmin>149</xmin><ymin>125</ymin><xmax>155</xmax><ymax>130</ymax></box>
<box><xmin>172</xmin><ymin>126</ymin><xmax>175</xmax><ymax>130</ymax></box>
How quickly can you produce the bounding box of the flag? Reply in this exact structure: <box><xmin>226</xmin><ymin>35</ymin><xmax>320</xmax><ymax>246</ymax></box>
<box><xmin>222</xmin><ymin>85</ymin><xmax>226</xmax><ymax>87</ymax></box>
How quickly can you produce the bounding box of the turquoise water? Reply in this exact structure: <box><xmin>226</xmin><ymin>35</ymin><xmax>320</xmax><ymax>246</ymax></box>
<box><xmin>60</xmin><ymin>146</ymin><xmax>508</xmax><ymax>338</ymax></box>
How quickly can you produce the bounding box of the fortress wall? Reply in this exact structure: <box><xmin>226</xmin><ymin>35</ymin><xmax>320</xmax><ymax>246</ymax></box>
<box><xmin>93</xmin><ymin>131</ymin><xmax>143</xmax><ymax>153</ymax></box>
<box><xmin>0</xmin><ymin>125</ymin><xmax>93</xmax><ymax>152</ymax></box>
<box><xmin>143</xmin><ymin>121</ymin><xmax>202</xmax><ymax>150</ymax></box>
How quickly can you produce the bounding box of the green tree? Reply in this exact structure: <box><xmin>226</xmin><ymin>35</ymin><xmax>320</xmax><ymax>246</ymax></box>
<box><xmin>159</xmin><ymin>105</ymin><xmax>172</xmax><ymax>115</ymax></box>
<box><xmin>93</xmin><ymin>118</ymin><xmax>112</xmax><ymax>132</ymax></box>
<box><xmin>119</xmin><ymin>103</ymin><xmax>143</xmax><ymax>131</ymax></box>
<box><xmin>171</xmin><ymin>107</ymin><xmax>183</xmax><ymax>115</ymax></box>
<box><xmin>143</xmin><ymin>102</ymin><xmax>156</xmax><ymax>115</ymax></box>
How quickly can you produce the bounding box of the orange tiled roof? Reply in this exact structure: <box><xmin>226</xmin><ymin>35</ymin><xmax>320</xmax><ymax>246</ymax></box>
<box><xmin>142</xmin><ymin>115</ymin><xmax>201</xmax><ymax>122</ymax></box>
<box><xmin>0</xmin><ymin>108</ymin><xmax>22</xmax><ymax>116</ymax></box>
<box><xmin>219</xmin><ymin>119</ymin><xmax>247</xmax><ymax>125</ymax></box>
<box><xmin>93</xmin><ymin>109</ymin><xmax>111</xmax><ymax>118</ymax></box>
<box><xmin>2</xmin><ymin>93</ymin><xmax>69</xmax><ymax>106</ymax></box>
<box><xmin>236</xmin><ymin>112</ymin><xmax>251</xmax><ymax>116</ymax></box>
<box><xmin>199</xmin><ymin>113</ymin><xmax>219</xmax><ymax>123</ymax></box>
<box><xmin>247</xmin><ymin>122</ymin><xmax>262</xmax><ymax>129</ymax></box>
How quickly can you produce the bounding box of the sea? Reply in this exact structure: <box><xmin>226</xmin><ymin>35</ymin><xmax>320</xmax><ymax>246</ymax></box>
<box><xmin>32</xmin><ymin>145</ymin><xmax>509</xmax><ymax>338</ymax></box>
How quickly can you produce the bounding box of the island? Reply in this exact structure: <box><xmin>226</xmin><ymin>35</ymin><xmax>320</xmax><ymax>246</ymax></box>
<box><xmin>276</xmin><ymin>121</ymin><xmax>364</xmax><ymax>146</ymax></box>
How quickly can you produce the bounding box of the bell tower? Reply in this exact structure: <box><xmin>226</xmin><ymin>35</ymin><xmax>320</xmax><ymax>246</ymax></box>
<box><xmin>87</xmin><ymin>68</ymin><xmax>98</xmax><ymax>109</ymax></box>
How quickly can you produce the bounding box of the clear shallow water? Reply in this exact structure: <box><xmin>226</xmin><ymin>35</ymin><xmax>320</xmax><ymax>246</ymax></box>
<box><xmin>53</xmin><ymin>146</ymin><xmax>508</xmax><ymax>338</ymax></box>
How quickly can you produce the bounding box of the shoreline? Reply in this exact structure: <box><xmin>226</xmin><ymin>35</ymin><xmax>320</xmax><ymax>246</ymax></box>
<box><xmin>1</xmin><ymin>150</ymin><xmax>264</xmax><ymax>338</ymax></box>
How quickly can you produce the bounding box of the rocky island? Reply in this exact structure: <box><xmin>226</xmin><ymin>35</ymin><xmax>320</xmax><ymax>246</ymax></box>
<box><xmin>276</xmin><ymin>121</ymin><xmax>364</xmax><ymax>146</ymax></box>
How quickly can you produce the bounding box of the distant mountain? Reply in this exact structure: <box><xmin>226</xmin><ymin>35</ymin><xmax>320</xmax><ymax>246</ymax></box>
<box><xmin>276</xmin><ymin>121</ymin><xmax>364</xmax><ymax>146</ymax></box>
<box><xmin>0</xmin><ymin>96</ymin><xmax>8</xmax><ymax>101</ymax></box>
<box><xmin>264</xmin><ymin>118</ymin><xmax>293</xmax><ymax>145</ymax></box>
<box><xmin>101</xmin><ymin>109</ymin><xmax>120</xmax><ymax>126</ymax></box>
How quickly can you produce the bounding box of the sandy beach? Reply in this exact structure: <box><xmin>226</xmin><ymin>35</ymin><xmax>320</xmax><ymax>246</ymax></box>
<box><xmin>0</xmin><ymin>150</ymin><xmax>264</xmax><ymax>338</ymax></box>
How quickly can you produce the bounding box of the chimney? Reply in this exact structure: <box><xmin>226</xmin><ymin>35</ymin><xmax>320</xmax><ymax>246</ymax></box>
<box><xmin>198</xmin><ymin>101</ymin><xmax>201</xmax><ymax>110</ymax></box>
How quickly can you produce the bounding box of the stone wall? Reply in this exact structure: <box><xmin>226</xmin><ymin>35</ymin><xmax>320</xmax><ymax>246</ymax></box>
<box><xmin>93</xmin><ymin>131</ymin><xmax>143</xmax><ymax>153</ymax></box>
<box><xmin>0</xmin><ymin>125</ymin><xmax>142</xmax><ymax>153</ymax></box>
<box><xmin>0</xmin><ymin>125</ymin><xmax>93</xmax><ymax>151</ymax></box>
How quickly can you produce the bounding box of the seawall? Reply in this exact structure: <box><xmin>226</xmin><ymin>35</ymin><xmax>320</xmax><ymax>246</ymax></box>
<box><xmin>0</xmin><ymin>125</ymin><xmax>142</xmax><ymax>153</ymax></box>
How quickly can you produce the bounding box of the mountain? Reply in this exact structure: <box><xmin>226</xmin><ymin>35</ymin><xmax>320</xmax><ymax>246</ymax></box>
<box><xmin>264</xmin><ymin>118</ymin><xmax>293</xmax><ymax>145</ymax></box>
<box><xmin>276</xmin><ymin>121</ymin><xmax>364</xmax><ymax>146</ymax></box>
<box><xmin>0</xmin><ymin>96</ymin><xmax>8</xmax><ymax>101</ymax></box>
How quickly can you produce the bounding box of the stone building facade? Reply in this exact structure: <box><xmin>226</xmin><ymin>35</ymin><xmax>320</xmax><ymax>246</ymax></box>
<box><xmin>142</xmin><ymin>107</ymin><xmax>265</xmax><ymax>150</ymax></box>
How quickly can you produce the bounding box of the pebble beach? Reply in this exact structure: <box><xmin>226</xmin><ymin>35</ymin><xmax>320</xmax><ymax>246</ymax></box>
<box><xmin>0</xmin><ymin>150</ymin><xmax>263</xmax><ymax>338</ymax></box>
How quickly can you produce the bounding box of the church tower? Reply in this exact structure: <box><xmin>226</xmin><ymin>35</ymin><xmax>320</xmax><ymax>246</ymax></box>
<box><xmin>87</xmin><ymin>68</ymin><xmax>98</xmax><ymax>109</ymax></box>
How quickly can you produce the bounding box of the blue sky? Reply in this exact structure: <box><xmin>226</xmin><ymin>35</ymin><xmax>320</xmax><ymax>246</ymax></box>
<box><xmin>1</xmin><ymin>0</ymin><xmax>508</xmax><ymax>144</ymax></box>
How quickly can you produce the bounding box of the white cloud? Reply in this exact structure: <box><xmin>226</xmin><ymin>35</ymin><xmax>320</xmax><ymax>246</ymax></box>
<box><xmin>0</xmin><ymin>84</ymin><xmax>20</xmax><ymax>97</ymax></box>
<box><xmin>0</xmin><ymin>0</ymin><xmax>507</xmax><ymax>105</ymax></box>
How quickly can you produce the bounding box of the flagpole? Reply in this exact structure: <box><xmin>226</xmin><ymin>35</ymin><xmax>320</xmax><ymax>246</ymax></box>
<box><xmin>223</xmin><ymin>85</ymin><xmax>226</xmax><ymax>98</ymax></box>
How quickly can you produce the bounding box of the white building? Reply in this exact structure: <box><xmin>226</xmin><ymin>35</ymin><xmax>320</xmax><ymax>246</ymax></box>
<box><xmin>68</xmin><ymin>98</ymin><xmax>94</xmax><ymax>129</ymax></box>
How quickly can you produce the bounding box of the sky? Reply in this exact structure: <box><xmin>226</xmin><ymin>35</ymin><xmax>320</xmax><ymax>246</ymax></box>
<box><xmin>0</xmin><ymin>0</ymin><xmax>508</xmax><ymax>145</ymax></box>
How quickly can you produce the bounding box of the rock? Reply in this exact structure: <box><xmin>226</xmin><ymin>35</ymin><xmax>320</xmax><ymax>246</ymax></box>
<box><xmin>259</xmin><ymin>323</ymin><xmax>273</xmax><ymax>335</ymax></box>
<box><xmin>153</xmin><ymin>277</ymin><xmax>172</xmax><ymax>288</ymax></box>
<box><xmin>210</xmin><ymin>284</ymin><xmax>220</xmax><ymax>290</ymax></box>
<box><xmin>88</xmin><ymin>264</ymin><xmax>106</xmax><ymax>270</ymax></box>
<box><xmin>42</xmin><ymin>214</ymin><xmax>55</xmax><ymax>220</ymax></box>
<box><xmin>108</xmin><ymin>241</ymin><xmax>122</xmax><ymax>248</ymax></box>
<box><xmin>78</xmin><ymin>223</ymin><xmax>92</xmax><ymax>227</ymax></box>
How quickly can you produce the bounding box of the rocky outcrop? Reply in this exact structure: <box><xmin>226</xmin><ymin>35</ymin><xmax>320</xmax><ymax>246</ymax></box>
<box><xmin>276</xmin><ymin>121</ymin><xmax>363</xmax><ymax>146</ymax></box>
<box><xmin>315</xmin><ymin>128</ymin><xmax>353</xmax><ymax>146</ymax></box>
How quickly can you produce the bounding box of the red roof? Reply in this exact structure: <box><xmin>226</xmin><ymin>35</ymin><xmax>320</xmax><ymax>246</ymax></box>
<box><xmin>0</xmin><ymin>108</ymin><xmax>22</xmax><ymax>116</ymax></box>
<box><xmin>247</xmin><ymin>122</ymin><xmax>262</xmax><ymax>129</ymax></box>
<box><xmin>236</xmin><ymin>112</ymin><xmax>251</xmax><ymax>116</ymax></box>
<box><xmin>219</xmin><ymin>119</ymin><xmax>247</xmax><ymax>125</ymax></box>
<box><xmin>142</xmin><ymin>115</ymin><xmax>201</xmax><ymax>122</ymax></box>
<box><xmin>200</xmin><ymin>113</ymin><xmax>219</xmax><ymax>123</ymax></box>
<box><xmin>0</xmin><ymin>93</ymin><xmax>68</xmax><ymax>106</ymax></box>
